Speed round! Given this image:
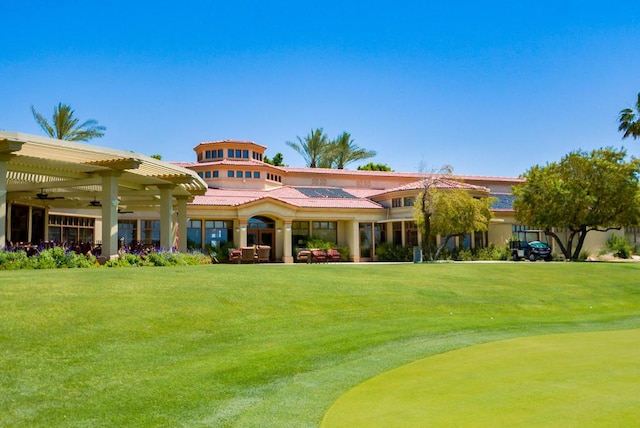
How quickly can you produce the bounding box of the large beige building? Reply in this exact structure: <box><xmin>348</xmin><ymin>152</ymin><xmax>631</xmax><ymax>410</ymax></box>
<box><xmin>2</xmin><ymin>131</ymin><xmax>633</xmax><ymax>261</ymax></box>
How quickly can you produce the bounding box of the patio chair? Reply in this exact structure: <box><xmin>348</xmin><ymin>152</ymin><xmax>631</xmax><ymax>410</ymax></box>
<box><xmin>296</xmin><ymin>249</ymin><xmax>311</xmax><ymax>263</ymax></box>
<box><xmin>229</xmin><ymin>248</ymin><xmax>241</xmax><ymax>264</ymax></box>
<box><xmin>310</xmin><ymin>249</ymin><xmax>327</xmax><ymax>263</ymax></box>
<box><xmin>326</xmin><ymin>248</ymin><xmax>341</xmax><ymax>262</ymax></box>
<box><xmin>240</xmin><ymin>247</ymin><xmax>257</xmax><ymax>264</ymax></box>
<box><xmin>257</xmin><ymin>245</ymin><xmax>270</xmax><ymax>263</ymax></box>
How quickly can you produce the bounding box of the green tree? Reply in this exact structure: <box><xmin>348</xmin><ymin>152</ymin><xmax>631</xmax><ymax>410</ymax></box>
<box><xmin>264</xmin><ymin>152</ymin><xmax>284</xmax><ymax>166</ymax></box>
<box><xmin>513</xmin><ymin>147</ymin><xmax>640</xmax><ymax>260</ymax></box>
<box><xmin>31</xmin><ymin>103</ymin><xmax>106</xmax><ymax>141</ymax></box>
<box><xmin>150</xmin><ymin>154</ymin><xmax>162</xmax><ymax>160</ymax></box>
<box><xmin>618</xmin><ymin>92</ymin><xmax>640</xmax><ymax>139</ymax></box>
<box><xmin>414</xmin><ymin>178</ymin><xmax>494</xmax><ymax>261</ymax></box>
<box><xmin>357</xmin><ymin>162</ymin><xmax>393</xmax><ymax>171</ymax></box>
<box><xmin>286</xmin><ymin>128</ymin><xmax>330</xmax><ymax>168</ymax></box>
<box><xmin>325</xmin><ymin>132</ymin><xmax>376</xmax><ymax>169</ymax></box>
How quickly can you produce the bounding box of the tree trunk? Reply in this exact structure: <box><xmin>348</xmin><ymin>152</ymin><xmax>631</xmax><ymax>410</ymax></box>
<box><xmin>545</xmin><ymin>230</ymin><xmax>571</xmax><ymax>260</ymax></box>
<box><xmin>570</xmin><ymin>226</ymin><xmax>589</xmax><ymax>260</ymax></box>
<box><xmin>434</xmin><ymin>234</ymin><xmax>454</xmax><ymax>260</ymax></box>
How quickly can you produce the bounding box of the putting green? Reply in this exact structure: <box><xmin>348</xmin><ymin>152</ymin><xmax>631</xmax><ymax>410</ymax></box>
<box><xmin>322</xmin><ymin>329</ymin><xmax>640</xmax><ymax>427</ymax></box>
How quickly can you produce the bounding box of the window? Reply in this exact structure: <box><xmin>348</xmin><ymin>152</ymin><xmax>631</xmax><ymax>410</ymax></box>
<box><xmin>392</xmin><ymin>222</ymin><xmax>402</xmax><ymax>245</ymax></box>
<box><xmin>228</xmin><ymin>149</ymin><xmax>234</xmax><ymax>158</ymax></box>
<box><xmin>213</xmin><ymin>171</ymin><xmax>219</xmax><ymax>178</ymax></box>
<box><xmin>205</xmin><ymin>171</ymin><xmax>211</xmax><ymax>178</ymax></box>
<box><xmin>187</xmin><ymin>220</ymin><xmax>202</xmax><ymax>250</ymax></box>
<box><xmin>375</xmin><ymin>223</ymin><xmax>386</xmax><ymax>247</ymax></box>
<box><xmin>235</xmin><ymin>149</ymin><xmax>241</xmax><ymax>158</ymax></box>
<box><xmin>312</xmin><ymin>221</ymin><xmax>337</xmax><ymax>244</ymax></box>
<box><xmin>48</xmin><ymin>214</ymin><xmax>95</xmax><ymax>244</ymax></box>
<box><xmin>197</xmin><ymin>172</ymin><xmax>204</xmax><ymax>178</ymax></box>
<box><xmin>205</xmin><ymin>150</ymin><xmax>211</xmax><ymax>159</ymax></box>
<box><xmin>118</xmin><ymin>220</ymin><xmax>137</xmax><ymax>247</ymax></box>
<box><xmin>292</xmin><ymin>221</ymin><xmax>310</xmax><ymax>248</ymax></box>
<box><xmin>253</xmin><ymin>171</ymin><xmax>260</xmax><ymax>179</ymax></box>
<box><xmin>248</xmin><ymin>217</ymin><xmax>275</xmax><ymax>229</ymax></box>
<box><xmin>392</xmin><ymin>198</ymin><xmax>402</xmax><ymax>208</ymax></box>
<box><xmin>360</xmin><ymin>223</ymin><xmax>372</xmax><ymax>258</ymax></box>
<box><xmin>474</xmin><ymin>231</ymin><xmax>487</xmax><ymax>248</ymax></box>
<box><xmin>236</xmin><ymin>171</ymin><xmax>243</xmax><ymax>178</ymax></box>
<box><xmin>461</xmin><ymin>233</ymin><xmax>471</xmax><ymax>249</ymax></box>
<box><xmin>227</xmin><ymin>171</ymin><xmax>234</xmax><ymax>178</ymax></box>
<box><xmin>141</xmin><ymin>220</ymin><xmax>160</xmax><ymax>247</ymax></box>
<box><xmin>211</xmin><ymin>150</ymin><xmax>217</xmax><ymax>159</ymax></box>
<box><xmin>242</xmin><ymin>150</ymin><xmax>249</xmax><ymax>158</ymax></box>
<box><xmin>404</xmin><ymin>197</ymin><xmax>415</xmax><ymax>207</ymax></box>
<box><xmin>245</xmin><ymin>171</ymin><xmax>251</xmax><ymax>178</ymax></box>
<box><xmin>205</xmin><ymin>220</ymin><xmax>232</xmax><ymax>248</ymax></box>
<box><xmin>405</xmin><ymin>221</ymin><xmax>418</xmax><ymax>246</ymax></box>
<box><xmin>218</xmin><ymin>149</ymin><xmax>223</xmax><ymax>158</ymax></box>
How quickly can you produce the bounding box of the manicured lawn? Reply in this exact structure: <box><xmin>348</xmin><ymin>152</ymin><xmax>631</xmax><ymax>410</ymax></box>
<box><xmin>1</xmin><ymin>263</ymin><xmax>639</xmax><ymax>426</ymax></box>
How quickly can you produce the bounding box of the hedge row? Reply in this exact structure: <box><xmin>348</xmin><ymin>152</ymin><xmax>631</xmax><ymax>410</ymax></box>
<box><xmin>0</xmin><ymin>247</ymin><xmax>212</xmax><ymax>270</ymax></box>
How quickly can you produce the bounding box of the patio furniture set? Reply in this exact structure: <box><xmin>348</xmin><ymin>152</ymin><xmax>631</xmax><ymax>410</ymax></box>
<box><xmin>295</xmin><ymin>248</ymin><xmax>341</xmax><ymax>263</ymax></box>
<box><xmin>229</xmin><ymin>245</ymin><xmax>271</xmax><ymax>264</ymax></box>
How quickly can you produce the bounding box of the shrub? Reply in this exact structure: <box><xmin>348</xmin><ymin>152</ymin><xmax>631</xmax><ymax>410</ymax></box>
<box><xmin>457</xmin><ymin>248</ymin><xmax>473</xmax><ymax>261</ymax></box>
<box><xmin>306</xmin><ymin>237</ymin><xmax>333</xmax><ymax>250</ymax></box>
<box><xmin>477</xmin><ymin>244</ymin><xmax>510</xmax><ymax>261</ymax></box>
<box><xmin>606</xmin><ymin>235</ymin><xmax>633</xmax><ymax>259</ymax></box>
<box><xmin>376</xmin><ymin>243</ymin><xmax>412</xmax><ymax>262</ymax></box>
<box><xmin>0</xmin><ymin>250</ymin><xmax>30</xmax><ymax>270</ymax></box>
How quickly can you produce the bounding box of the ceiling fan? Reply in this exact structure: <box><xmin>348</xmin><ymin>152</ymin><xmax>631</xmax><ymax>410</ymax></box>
<box><xmin>35</xmin><ymin>189</ymin><xmax>64</xmax><ymax>200</ymax></box>
<box><xmin>88</xmin><ymin>197</ymin><xmax>102</xmax><ymax>207</ymax></box>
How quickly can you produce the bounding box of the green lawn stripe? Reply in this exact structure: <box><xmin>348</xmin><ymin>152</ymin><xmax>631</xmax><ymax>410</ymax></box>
<box><xmin>0</xmin><ymin>263</ymin><xmax>638</xmax><ymax>426</ymax></box>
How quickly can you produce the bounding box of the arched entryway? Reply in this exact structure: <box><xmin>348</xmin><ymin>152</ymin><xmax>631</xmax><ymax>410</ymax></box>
<box><xmin>247</xmin><ymin>215</ymin><xmax>275</xmax><ymax>261</ymax></box>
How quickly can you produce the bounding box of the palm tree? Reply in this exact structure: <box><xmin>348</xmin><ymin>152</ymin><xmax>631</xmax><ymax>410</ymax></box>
<box><xmin>286</xmin><ymin>128</ymin><xmax>330</xmax><ymax>167</ymax></box>
<box><xmin>618</xmin><ymin>92</ymin><xmax>640</xmax><ymax>140</ymax></box>
<box><xmin>31</xmin><ymin>103</ymin><xmax>106</xmax><ymax>141</ymax></box>
<box><xmin>326</xmin><ymin>132</ymin><xmax>376</xmax><ymax>169</ymax></box>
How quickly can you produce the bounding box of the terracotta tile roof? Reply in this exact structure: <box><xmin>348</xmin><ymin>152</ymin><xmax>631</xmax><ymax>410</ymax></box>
<box><xmin>182</xmin><ymin>159</ymin><xmax>267</xmax><ymax>168</ymax></box>
<box><xmin>191</xmin><ymin>186</ymin><xmax>383</xmax><ymax>209</ymax></box>
<box><xmin>371</xmin><ymin>177</ymin><xmax>490</xmax><ymax>197</ymax></box>
<box><xmin>282</xmin><ymin>166</ymin><xmax>426</xmax><ymax>178</ymax></box>
<box><xmin>282</xmin><ymin>167</ymin><xmax>521</xmax><ymax>182</ymax></box>
<box><xmin>192</xmin><ymin>140</ymin><xmax>267</xmax><ymax>150</ymax></box>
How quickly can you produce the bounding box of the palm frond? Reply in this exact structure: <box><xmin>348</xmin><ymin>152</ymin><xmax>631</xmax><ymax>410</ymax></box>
<box><xmin>31</xmin><ymin>102</ymin><xmax>106</xmax><ymax>141</ymax></box>
<box><xmin>31</xmin><ymin>105</ymin><xmax>55</xmax><ymax>137</ymax></box>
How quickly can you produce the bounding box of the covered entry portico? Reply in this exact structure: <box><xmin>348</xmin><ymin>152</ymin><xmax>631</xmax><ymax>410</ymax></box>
<box><xmin>0</xmin><ymin>131</ymin><xmax>207</xmax><ymax>258</ymax></box>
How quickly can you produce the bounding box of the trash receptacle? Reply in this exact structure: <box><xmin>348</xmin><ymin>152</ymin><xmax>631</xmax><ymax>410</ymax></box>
<box><xmin>413</xmin><ymin>246</ymin><xmax>422</xmax><ymax>263</ymax></box>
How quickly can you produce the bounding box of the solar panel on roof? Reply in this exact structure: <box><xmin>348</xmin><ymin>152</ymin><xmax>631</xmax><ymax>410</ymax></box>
<box><xmin>491</xmin><ymin>194</ymin><xmax>515</xmax><ymax>209</ymax></box>
<box><xmin>295</xmin><ymin>187</ymin><xmax>357</xmax><ymax>199</ymax></box>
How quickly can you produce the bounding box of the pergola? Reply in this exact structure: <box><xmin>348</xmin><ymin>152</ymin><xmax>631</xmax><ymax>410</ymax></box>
<box><xmin>0</xmin><ymin>131</ymin><xmax>207</xmax><ymax>257</ymax></box>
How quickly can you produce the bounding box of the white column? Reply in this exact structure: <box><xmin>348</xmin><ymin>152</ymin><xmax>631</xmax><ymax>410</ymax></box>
<box><xmin>176</xmin><ymin>196</ymin><xmax>188</xmax><ymax>253</ymax></box>
<box><xmin>159</xmin><ymin>185</ymin><xmax>173</xmax><ymax>250</ymax></box>
<box><xmin>0</xmin><ymin>160</ymin><xmax>7</xmax><ymax>249</ymax></box>
<box><xmin>283</xmin><ymin>220</ymin><xmax>293</xmax><ymax>263</ymax></box>
<box><xmin>101</xmin><ymin>173</ymin><xmax>119</xmax><ymax>258</ymax></box>
<box><xmin>346</xmin><ymin>220</ymin><xmax>360</xmax><ymax>262</ymax></box>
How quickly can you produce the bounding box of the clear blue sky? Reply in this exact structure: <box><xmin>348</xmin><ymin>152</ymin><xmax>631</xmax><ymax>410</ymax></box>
<box><xmin>2</xmin><ymin>1</ymin><xmax>640</xmax><ymax>177</ymax></box>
